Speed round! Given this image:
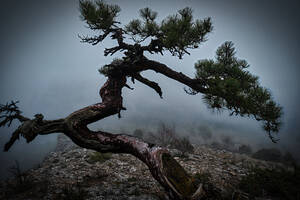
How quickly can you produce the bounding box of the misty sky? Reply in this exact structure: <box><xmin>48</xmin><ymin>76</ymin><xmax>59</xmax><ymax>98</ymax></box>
<box><xmin>0</xmin><ymin>0</ymin><xmax>299</xmax><ymax>179</ymax></box>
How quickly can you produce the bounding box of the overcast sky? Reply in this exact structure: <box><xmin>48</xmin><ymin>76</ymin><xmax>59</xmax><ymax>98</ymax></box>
<box><xmin>0</xmin><ymin>0</ymin><xmax>299</xmax><ymax>179</ymax></box>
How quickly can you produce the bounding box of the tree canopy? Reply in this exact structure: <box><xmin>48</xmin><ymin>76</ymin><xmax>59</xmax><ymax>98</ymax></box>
<box><xmin>78</xmin><ymin>0</ymin><xmax>282</xmax><ymax>142</ymax></box>
<box><xmin>0</xmin><ymin>1</ymin><xmax>283</xmax><ymax>199</ymax></box>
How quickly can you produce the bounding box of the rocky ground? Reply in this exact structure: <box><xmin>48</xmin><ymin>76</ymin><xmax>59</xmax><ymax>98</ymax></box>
<box><xmin>0</xmin><ymin>134</ymin><xmax>290</xmax><ymax>200</ymax></box>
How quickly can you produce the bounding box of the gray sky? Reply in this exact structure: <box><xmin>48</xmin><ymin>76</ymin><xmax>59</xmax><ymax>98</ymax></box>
<box><xmin>0</xmin><ymin>0</ymin><xmax>299</xmax><ymax>179</ymax></box>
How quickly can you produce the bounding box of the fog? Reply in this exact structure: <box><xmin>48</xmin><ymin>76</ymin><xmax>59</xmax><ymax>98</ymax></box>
<box><xmin>0</xmin><ymin>0</ymin><xmax>299</xmax><ymax>180</ymax></box>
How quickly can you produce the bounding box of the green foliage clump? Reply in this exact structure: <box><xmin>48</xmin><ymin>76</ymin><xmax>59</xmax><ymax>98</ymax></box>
<box><xmin>79</xmin><ymin>1</ymin><xmax>283</xmax><ymax>143</ymax></box>
<box><xmin>80</xmin><ymin>1</ymin><xmax>212</xmax><ymax>58</ymax></box>
<box><xmin>239</xmin><ymin>167</ymin><xmax>300</xmax><ymax>200</ymax></box>
<box><xmin>98</xmin><ymin>58</ymin><xmax>124</xmax><ymax>77</ymax></box>
<box><xmin>125</xmin><ymin>8</ymin><xmax>159</xmax><ymax>42</ymax></box>
<box><xmin>79</xmin><ymin>0</ymin><xmax>120</xmax><ymax>31</ymax></box>
<box><xmin>195</xmin><ymin>41</ymin><xmax>282</xmax><ymax>142</ymax></box>
<box><xmin>125</xmin><ymin>6</ymin><xmax>212</xmax><ymax>58</ymax></box>
<box><xmin>160</xmin><ymin>8</ymin><xmax>212</xmax><ymax>58</ymax></box>
<box><xmin>252</xmin><ymin>148</ymin><xmax>282</xmax><ymax>162</ymax></box>
<box><xmin>86</xmin><ymin>151</ymin><xmax>112</xmax><ymax>164</ymax></box>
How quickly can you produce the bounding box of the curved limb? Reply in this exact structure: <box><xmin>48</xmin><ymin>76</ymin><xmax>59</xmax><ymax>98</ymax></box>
<box><xmin>133</xmin><ymin>73</ymin><xmax>163</xmax><ymax>98</ymax></box>
<box><xmin>100</xmin><ymin>57</ymin><xmax>206</xmax><ymax>95</ymax></box>
<box><xmin>136</xmin><ymin>58</ymin><xmax>207</xmax><ymax>93</ymax></box>
<box><xmin>3</xmin><ymin>114</ymin><xmax>65</xmax><ymax>152</ymax></box>
<box><xmin>63</xmin><ymin>76</ymin><xmax>204</xmax><ymax>199</ymax></box>
<box><xmin>2</xmin><ymin>75</ymin><xmax>205</xmax><ymax>199</ymax></box>
<box><xmin>124</xmin><ymin>58</ymin><xmax>281</xmax><ymax>142</ymax></box>
<box><xmin>4</xmin><ymin>128</ymin><xmax>22</xmax><ymax>152</ymax></box>
<box><xmin>65</xmin><ymin>128</ymin><xmax>204</xmax><ymax>200</ymax></box>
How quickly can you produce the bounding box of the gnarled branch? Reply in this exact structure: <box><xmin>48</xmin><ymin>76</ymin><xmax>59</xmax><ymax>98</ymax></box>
<box><xmin>0</xmin><ymin>101</ymin><xmax>29</xmax><ymax>127</ymax></box>
<box><xmin>3</xmin><ymin>114</ymin><xmax>65</xmax><ymax>152</ymax></box>
<box><xmin>2</xmin><ymin>74</ymin><xmax>205</xmax><ymax>199</ymax></box>
<box><xmin>1</xmin><ymin>1</ymin><xmax>283</xmax><ymax>199</ymax></box>
<box><xmin>133</xmin><ymin>73</ymin><xmax>163</xmax><ymax>98</ymax></box>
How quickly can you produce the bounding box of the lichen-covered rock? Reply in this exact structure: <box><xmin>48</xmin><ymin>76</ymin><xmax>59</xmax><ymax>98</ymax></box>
<box><xmin>0</xmin><ymin>134</ymin><xmax>287</xmax><ymax>200</ymax></box>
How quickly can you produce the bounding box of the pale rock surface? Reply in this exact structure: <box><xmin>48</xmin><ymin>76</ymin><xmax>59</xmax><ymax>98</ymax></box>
<box><xmin>0</xmin><ymin>134</ymin><xmax>287</xmax><ymax>200</ymax></box>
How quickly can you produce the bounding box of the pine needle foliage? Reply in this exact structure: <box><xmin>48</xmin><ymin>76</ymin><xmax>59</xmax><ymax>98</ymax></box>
<box><xmin>195</xmin><ymin>42</ymin><xmax>282</xmax><ymax>141</ymax></box>
<box><xmin>79</xmin><ymin>0</ymin><xmax>120</xmax><ymax>31</ymax></box>
<box><xmin>78</xmin><ymin>1</ymin><xmax>283</xmax><ymax>142</ymax></box>
<box><xmin>79</xmin><ymin>0</ymin><xmax>212</xmax><ymax>58</ymax></box>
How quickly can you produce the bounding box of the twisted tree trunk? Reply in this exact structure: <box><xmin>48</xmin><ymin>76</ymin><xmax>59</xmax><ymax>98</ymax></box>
<box><xmin>3</xmin><ymin>71</ymin><xmax>205</xmax><ymax>199</ymax></box>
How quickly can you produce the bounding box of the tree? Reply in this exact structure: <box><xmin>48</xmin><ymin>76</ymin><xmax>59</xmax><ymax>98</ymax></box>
<box><xmin>0</xmin><ymin>1</ymin><xmax>282</xmax><ymax>199</ymax></box>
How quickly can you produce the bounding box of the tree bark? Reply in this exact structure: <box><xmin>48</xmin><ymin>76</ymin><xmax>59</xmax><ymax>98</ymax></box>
<box><xmin>3</xmin><ymin>72</ymin><xmax>205</xmax><ymax>199</ymax></box>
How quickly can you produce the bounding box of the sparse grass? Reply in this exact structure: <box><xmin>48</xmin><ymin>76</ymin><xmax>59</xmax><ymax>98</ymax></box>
<box><xmin>172</xmin><ymin>137</ymin><xmax>194</xmax><ymax>156</ymax></box>
<box><xmin>59</xmin><ymin>182</ymin><xmax>89</xmax><ymax>200</ymax></box>
<box><xmin>129</xmin><ymin>187</ymin><xmax>141</xmax><ymax>195</ymax></box>
<box><xmin>146</xmin><ymin>122</ymin><xmax>194</xmax><ymax>155</ymax></box>
<box><xmin>239</xmin><ymin>166</ymin><xmax>300</xmax><ymax>199</ymax></box>
<box><xmin>127</xmin><ymin>177</ymin><xmax>137</xmax><ymax>182</ymax></box>
<box><xmin>3</xmin><ymin>161</ymin><xmax>50</xmax><ymax>199</ymax></box>
<box><xmin>5</xmin><ymin>161</ymin><xmax>36</xmax><ymax>195</ymax></box>
<box><xmin>86</xmin><ymin>151</ymin><xmax>112</xmax><ymax>164</ymax></box>
<box><xmin>193</xmin><ymin>171</ymin><xmax>223</xmax><ymax>199</ymax></box>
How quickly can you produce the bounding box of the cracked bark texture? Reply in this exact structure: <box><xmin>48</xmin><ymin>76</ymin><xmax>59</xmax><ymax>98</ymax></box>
<box><xmin>1</xmin><ymin>1</ymin><xmax>282</xmax><ymax>199</ymax></box>
<box><xmin>2</xmin><ymin>68</ymin><xmax>205</xmax><ymax>200</ymax></box>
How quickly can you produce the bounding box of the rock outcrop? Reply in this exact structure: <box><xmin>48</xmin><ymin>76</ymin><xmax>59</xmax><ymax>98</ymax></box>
<box><xmin>0</xmin><ymin>134</ymin><xmax>288</xmax><ymax>200</ymax></box>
